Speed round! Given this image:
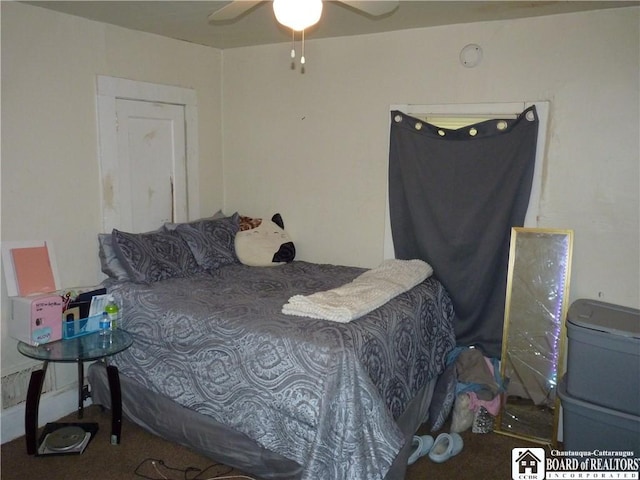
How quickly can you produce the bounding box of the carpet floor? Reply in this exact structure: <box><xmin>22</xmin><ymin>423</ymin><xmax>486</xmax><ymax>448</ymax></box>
<box><xmin>1</xmin><ymin>405</ymin><xmax>541</xmax><ymax>480</ymax></box>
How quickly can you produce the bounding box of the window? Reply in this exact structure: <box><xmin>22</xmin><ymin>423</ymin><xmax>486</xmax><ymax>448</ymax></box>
<box><xmin>384</xmin><ymin>101</ymin><xmax>549</xmax><ymax>259</ymax></box>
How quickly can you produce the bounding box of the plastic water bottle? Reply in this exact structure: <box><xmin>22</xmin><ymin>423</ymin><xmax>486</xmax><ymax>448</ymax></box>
<box><xmin>99</xmin><ymin>312</ymin><xmax>111</xmax><ymax>335</ymax></box>
<box><xmin>104</xmin><ymin>295</ymin><xmax>120</xmax><ymax>330</ymax></box>
<box><xmin>99</xmin><ymin>312</ymin><xmax>112</xmax><ymax>348</ymax></box>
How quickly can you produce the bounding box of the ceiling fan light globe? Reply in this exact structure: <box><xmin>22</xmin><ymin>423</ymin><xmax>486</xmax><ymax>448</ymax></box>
<box><xmin>273</xmin><ymin>0</ymin><xmax>323</xmax><ymax>31</ymax></box>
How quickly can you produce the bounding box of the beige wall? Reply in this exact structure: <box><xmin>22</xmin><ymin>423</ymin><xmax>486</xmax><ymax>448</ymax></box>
<box><xmin>1</xmin><ymin>2</ymin><xmax>223</xmax><ymax>391</ymax></box>
<box><xmin>222</xmin><ymin>7</ymin><xmax>639</xmax><ymax>308</ymax></box>
<box><xmin>1</xmin><ymin>1</ymin><xmax>638</xmax><ymax>433</ymax></box>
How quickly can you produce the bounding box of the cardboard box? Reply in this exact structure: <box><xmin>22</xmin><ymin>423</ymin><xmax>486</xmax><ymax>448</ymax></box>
<box><xmin>10</xmin><ymin>294</ymin><xmax>63</xmax><ymax>346</ymax></box>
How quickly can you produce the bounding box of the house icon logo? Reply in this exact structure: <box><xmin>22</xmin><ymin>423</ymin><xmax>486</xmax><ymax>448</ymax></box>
<box><xmin>512</xmin><ymin>447</ymin><xmax>545</xmax><ymax>480</ymax></box>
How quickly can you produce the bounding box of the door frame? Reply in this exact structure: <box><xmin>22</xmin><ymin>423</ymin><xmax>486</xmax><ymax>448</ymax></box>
<box><xmin>96</xmin><ymin>75</ymin><xmax>200</xmax><ymax>232</ymax></box>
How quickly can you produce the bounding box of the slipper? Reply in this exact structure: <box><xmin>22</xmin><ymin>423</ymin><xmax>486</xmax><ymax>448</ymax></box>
<box><xmin>407</xmin><ymin>435</ymin><xmax>434</xmax><ymax>465</ymax></box>
<box><xmin>428</xmin><ymin>432</ymin><xmax>464</xmax><ymax>463</ymax></box>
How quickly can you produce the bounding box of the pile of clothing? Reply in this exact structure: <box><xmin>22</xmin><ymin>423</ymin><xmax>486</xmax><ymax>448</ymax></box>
<box><xmin>427</xmin><ymin>346</ymin><xmax>504</xmax><ymax>435</ymax></box>
<box><xmin>408</xmin><ymin>346</ymin><xmax>504</xmax><ymax>465</ymax></box>
<box><xmin>449</xmin><ymin>346</ymin><xmax>504</xmax><ymax>433</ymax></box>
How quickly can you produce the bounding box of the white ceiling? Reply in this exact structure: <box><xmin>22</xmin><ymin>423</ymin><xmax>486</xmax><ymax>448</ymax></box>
<box><xmin>24</xmin><ymin>1</ymin><xmax>637</xmax><ymax>49</ymax></box>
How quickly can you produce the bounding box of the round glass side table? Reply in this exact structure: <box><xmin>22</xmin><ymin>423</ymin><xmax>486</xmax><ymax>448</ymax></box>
<box><xmin>17</xmin><ymin>329</ymin><xmax>133</xmax><ymax>455</ymax></box>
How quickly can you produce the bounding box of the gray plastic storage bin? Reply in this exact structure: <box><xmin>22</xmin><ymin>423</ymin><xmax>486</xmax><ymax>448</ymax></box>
<box><xmin>566</xmin><ymin>299</ymin><xmax>640</xmax><ymax>416</ymax></box>
<box><xmin>559</xmin><ymin>377</ymin><xmax>640</xmax><ymax>452</ymax></box>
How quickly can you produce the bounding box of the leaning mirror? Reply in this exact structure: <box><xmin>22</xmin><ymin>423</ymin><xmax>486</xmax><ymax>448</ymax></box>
<box><xmin>496</xmin><ymin>228</ymin><xmax>574</xmax><ymax>445</ymax></box>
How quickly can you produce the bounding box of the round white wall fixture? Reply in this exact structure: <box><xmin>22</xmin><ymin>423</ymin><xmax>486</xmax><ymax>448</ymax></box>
<box><xmin>460</xmin><ymin>44</ymin><xmax>483</xmax><ymax>68</ymax></box>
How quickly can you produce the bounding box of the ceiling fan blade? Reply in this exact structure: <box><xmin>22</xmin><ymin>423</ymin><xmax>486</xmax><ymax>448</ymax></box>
<box><xmin>338</xmin><ymin>1</ymin><xmax>399</xmax><ymax>17</ymax></box>
<box><xmin>208</xmin><ymin>1</ymin><xmax>264</xmax><ymax>22</ymax></box>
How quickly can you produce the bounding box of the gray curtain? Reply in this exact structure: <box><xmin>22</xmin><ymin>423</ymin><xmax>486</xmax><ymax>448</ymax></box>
<box><xmin>388</xmin><ymin>106</ymin><xmax>538</xmax><ymax>358</ymax></box>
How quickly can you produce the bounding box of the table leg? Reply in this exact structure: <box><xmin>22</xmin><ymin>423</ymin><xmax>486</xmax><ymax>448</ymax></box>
<box><xmin>24</xmin><ymin>362</ymin><xmax>48</xmax><ymax>455</ymax></box>
<box><xmin>77</xmin><ymin>361</ymin><xmax>84</xmax><ymax>419</ymax></box>
<box><xmin>106</xmin><ymin>365</ymin><xmax>122</xmax><ymax>445</ymax></box>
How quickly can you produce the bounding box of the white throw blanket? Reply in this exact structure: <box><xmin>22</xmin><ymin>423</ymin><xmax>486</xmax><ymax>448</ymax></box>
<box><xmin>282</xmin><ymin>259</ymin><xmax>433</xmax><ymax>323</ymax></box>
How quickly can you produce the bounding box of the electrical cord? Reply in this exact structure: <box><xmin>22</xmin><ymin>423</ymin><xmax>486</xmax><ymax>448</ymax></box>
<box><xmin>134</xmin><ymin>458</ymin><xmax>258</xmax><ymax>480</ymax></box>
<box><xmin>202</xmin><ymin>476</ymin><xmax>256</xmax><ymax>480</ymax></box>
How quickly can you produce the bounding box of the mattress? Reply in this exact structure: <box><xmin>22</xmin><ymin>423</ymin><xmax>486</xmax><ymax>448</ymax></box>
<box><xmin>89</xmin><ymin>362</ymin><xmax>438</xmax><ymax>480</ymax></box>
<box><xmin>101</xmin><ymin>261</ymin><xmax>456</xmax><ymax>480</ymax></box>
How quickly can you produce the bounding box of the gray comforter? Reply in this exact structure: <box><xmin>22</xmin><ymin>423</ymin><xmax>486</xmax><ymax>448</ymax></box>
<box><xmin>107</xmin><ymin>261</ymin><xmax>455</xmax><ymax>480</ymax></box>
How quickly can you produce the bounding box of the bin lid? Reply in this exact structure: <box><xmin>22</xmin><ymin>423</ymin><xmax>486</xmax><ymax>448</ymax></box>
<box><xmin>567</xmin><ymin>299</ymin><xmax>640</xmax><ymax>339</ymax></box>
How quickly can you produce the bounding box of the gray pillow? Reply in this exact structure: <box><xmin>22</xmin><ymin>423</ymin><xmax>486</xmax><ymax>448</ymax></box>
<box><xmin>98</xmin><ymin>233</ymin><xmax>131</xmax><ymax>281</ymax></box>
<box><xmin>428</xmin><ymin>361</ymin><xmax>457</xmax><ymax>432</ymax></box>
<box><xmin>112</xmin><ymin>228</ymin><xmax>201</xmax><ymax>283</ymax></box>
<box><xmin>175</xmin><ymin>213</ymin><xmax>240</xmax><ymax>271</ymax></box>
<box><xmin>163</xmin><ymin>210</ymin><xmax>226</xmax><ymax>231</ymax></box>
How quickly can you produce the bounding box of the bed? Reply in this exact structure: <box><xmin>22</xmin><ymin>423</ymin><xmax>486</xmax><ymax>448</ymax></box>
<box><xmin>87</xmin><ymin>214</ymin><xmax>456</xmax><ymax>480</ymax></box>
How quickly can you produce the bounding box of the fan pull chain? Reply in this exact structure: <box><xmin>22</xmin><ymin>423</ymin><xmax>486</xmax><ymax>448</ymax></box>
<box><xmin>288</xmin><ymin>28</ymin><xmax>307</xmax><ymax>73</ymax></box>
<box><xmin>290</xmin><ymin>28</ymin><xmax>296</xmax><ymax>69</ymax></box>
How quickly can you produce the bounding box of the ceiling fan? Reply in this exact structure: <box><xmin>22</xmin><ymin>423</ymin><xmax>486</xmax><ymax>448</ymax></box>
<box><xmin>208</xmin><ymin>1</ymin><xmax>400</xmax><ymax>27</ymax></box>
<box><xmin>209</xmin><ymin>1</ymin><xmax>399</xmax><ymax>70</ymax></box>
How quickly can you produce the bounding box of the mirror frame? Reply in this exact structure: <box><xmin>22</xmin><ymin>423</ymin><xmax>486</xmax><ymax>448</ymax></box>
<box><xmin>495</xmin><ymin>227</ymin><xmax>574</xmax><ymax>446</ymax></box>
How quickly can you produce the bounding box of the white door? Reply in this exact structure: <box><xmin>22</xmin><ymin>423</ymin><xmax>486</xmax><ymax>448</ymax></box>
<box><xmin>116</xmin><ymin>99</ymin><xmax>187</xmax><ymax>233</ymax></box>
<box><xmin>96</xmin><ymin>76</ymin><xmax>200</xmax><ymax>234</ymax></box>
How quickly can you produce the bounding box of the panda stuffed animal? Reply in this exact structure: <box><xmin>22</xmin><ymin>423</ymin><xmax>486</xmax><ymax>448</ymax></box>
<box><xmin>235</xmin><ymin>213</ymin><xmax>295</xmax><ymax>267</ymax></box>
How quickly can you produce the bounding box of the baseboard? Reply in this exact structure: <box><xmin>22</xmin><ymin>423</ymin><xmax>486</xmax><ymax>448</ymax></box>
<box><xmin>0</xmin><ymin>387</ymin><xmax>90</xmax><ymax>444</ymax></box>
